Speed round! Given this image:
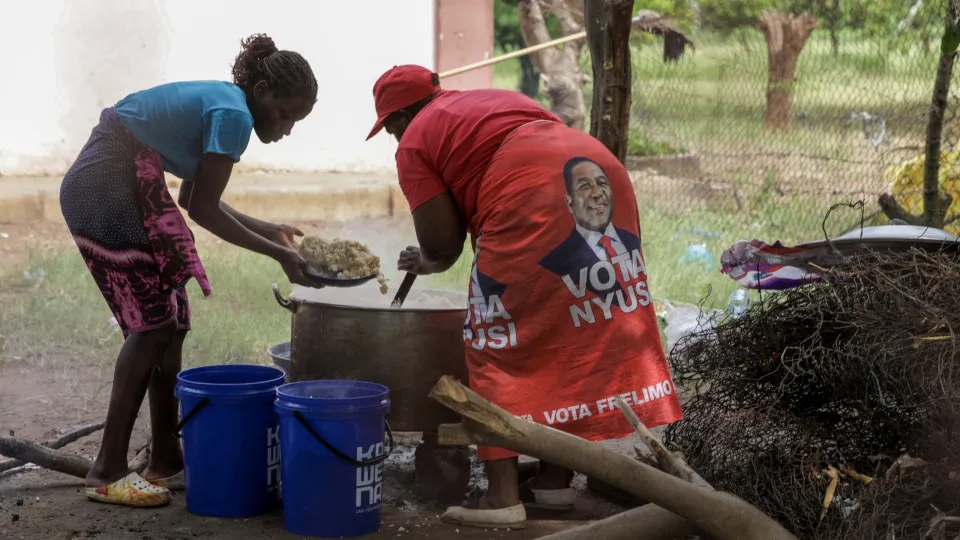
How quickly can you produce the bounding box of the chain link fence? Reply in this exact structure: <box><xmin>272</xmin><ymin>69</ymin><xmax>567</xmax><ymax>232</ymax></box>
<box><xmin>615</xmin><ymin>0</ymin><xmax>960</xmax><ymax>306</ymax></box>
<box><xmin>490</xmin><ymin>0</ymin><xmax>958</xmax><ymax>306</ymax></box>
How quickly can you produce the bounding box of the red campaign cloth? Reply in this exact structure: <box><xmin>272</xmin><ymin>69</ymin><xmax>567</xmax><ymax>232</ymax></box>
<box><xmin>393</xmin><ymin>98</ymin><xmax>684</xmax><ymax>461</ymax></box>
<box><xmin>464</xmin><ymin>121</ymin><xmax>683</xmax><ymax>460</ymax></box>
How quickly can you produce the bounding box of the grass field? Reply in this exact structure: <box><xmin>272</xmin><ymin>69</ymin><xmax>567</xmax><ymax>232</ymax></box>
<box><xmin>0</xmin><ymin>194</ymin><xmax>867</xmax><ymax>371</ymax></box>
<box><xmin>0</xmin><ymin>30</ymin><xmax>944</xmax><ymax>370</ymax></box>
<box><xmin>496</xmin><ymin>30</ymin><xmax>948</xmax><ymax>200</ymax></box>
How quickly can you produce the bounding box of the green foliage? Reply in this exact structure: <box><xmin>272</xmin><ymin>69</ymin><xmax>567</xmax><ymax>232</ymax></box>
<box><xmin>494</xmin><ymin>0</ymin><xmax>562</xmax><ymax>48</ymax></box>
<box><xmin>943</xmin><ymin>21</ymin><xmax>960</xmax><ymax>56</ymax></box>
<box><xmin>633</xmin><ymin>0</ymin><xmax>697</xmax><ymax>21</ymax></box>
<box><xmin>493</xmin><ymin>0</ymin><xmax>949</xmax><ymax>45</ymax></box>
<box><xmin>846</xmin><ymin>0</ymin><xmax>946</xmax><ymax>53</ymax></box>
<box><xmin>627</xmin><ymin>130</ymin><xmax>685</xmax><ymax>156</ymax></box>
<box><xmin>694</xmin><ymin>0</ymin><xmax>947</xmax><ymax>48</ymax></box>
<box><xmin>698</xmin><ymin>0</ymin><xmax>779</xmax><ymax>33</ymax></box>
<box><xmin>494</xmin><ymin>0</ymin><xmax>525</xmax><ymax>51</ymax></box>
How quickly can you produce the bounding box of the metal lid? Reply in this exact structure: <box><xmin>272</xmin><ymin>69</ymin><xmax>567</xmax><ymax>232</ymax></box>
<box><xmin>797</xmin><ymin>225</ymin><xmax>960</xmax><ymax>250</ymax></box>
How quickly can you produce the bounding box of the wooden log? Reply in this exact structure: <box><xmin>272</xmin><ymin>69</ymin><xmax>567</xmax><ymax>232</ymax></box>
<box><xmin>586</xmin><ymin>475</ymin><xmax>649</xmax><ymax>506</ymax></box>
<box><xmin>536</xmin><ymin>503</ymin><xmax>701</xmax><ymax>540</ymax></box>
<box><xmin>0</xmin><ymin>435</ymin><xmax>152</xmax><ymax>479</ymax></box>
<box><xmin>437</xmin><ymin>422</ymin><xmax>474</xmax><ymax>446</ymax></box>
<box><xmin>0</xmin><ymin>421</ymin><xmax>105</xmax><ymax>474</ymax></box>
<box><xmin>0</xmin><ymin>435</ymin><xmax>94</xmax><ymax>478</ymax></box>
<box><xmin>585</xmin><ymin>0</ymin><xmax>635</xmax><ymax>163</ymax></box>
<box><xmin>429</xmin><ymin>376</ymin><xmax>796</xmax><ymax>540</ymax></box>
<box><xmin>615</xmin><ymin>396</ymin><xmax>713</xmax><ymax>490</ymax></box>
<box><xmin>130</xmin><ymin>444</ymin><xmax>150</xmax><ymax>474</ymax></box>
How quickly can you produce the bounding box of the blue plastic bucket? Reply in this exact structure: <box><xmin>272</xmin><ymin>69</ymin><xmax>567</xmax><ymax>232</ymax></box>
<box><xmin>275</xmin><ymin>380</ymin><xmax>392</xmax><ymax>538</ymax></box>
<box><xmin>175</xmin><ymin>364</ymin><xmax>285</xmax><ymax>517</ymax></box>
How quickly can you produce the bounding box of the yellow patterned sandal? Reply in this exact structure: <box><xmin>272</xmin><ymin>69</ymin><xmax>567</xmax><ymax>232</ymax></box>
<box><xmin>149</xmin><ymin>470</ymin><xmax>185</xmax><ymax>491</ymax></box>
<box><xmin>85</xmin><ymin>472</ymin><xmax>172</xmax><ymax>507</ymax></box>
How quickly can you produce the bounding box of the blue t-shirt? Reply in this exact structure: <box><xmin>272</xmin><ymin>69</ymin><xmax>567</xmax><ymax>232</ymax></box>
<box><xmin>114</xmin><ymin>81</ymin><xmax>254</xmax><ymax>181</ymax></box>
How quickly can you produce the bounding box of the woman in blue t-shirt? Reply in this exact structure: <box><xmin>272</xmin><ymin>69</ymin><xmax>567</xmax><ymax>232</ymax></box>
<box><xmin>59</xmin><ymin>33</ymin><xmax>317</xmax><ymax>507</ymax></box>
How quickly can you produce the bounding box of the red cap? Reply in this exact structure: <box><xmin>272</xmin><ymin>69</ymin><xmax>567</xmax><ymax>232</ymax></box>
<box><xmin>366</xmin><ymin>65</ymin><xmax>440</xmax><ymax>140</ymax></box>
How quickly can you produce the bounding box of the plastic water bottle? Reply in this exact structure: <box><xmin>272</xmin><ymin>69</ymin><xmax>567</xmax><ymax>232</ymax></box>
<box><xmin>678</xmin><ymin>243</ymin><xmax>716</xmax><ymax>271</ymax></box>
<box><xmin>727</xmin><ymin>289</ymin><xmax>750</xmax><ymax>318</ymax></box>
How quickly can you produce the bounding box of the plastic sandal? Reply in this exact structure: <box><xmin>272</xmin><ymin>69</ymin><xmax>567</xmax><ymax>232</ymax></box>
<box><xmin>85</xmin><ymin>472</ymin><xmax>172</xmax><ymax>507</ymax></box>
<box><xmin>519</xmin><ymin>482</ymin><xmax>576</xmax><ymax>511</ymax></box>
<box><xmin>440</xmin><ymin>504</ymin><xmax>527</xmax><ymax>529</ymax></box>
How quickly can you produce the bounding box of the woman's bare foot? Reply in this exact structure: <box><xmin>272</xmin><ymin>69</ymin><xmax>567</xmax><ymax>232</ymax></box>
<box><xmin>84</xmin><ymin>465</ymin><xmax>130</xmax><ymax>489</ymax></box>
<box><xmin>141</xmin><ymin>463</ymin><xmax>183</xmax><ymax>483</ymax></box>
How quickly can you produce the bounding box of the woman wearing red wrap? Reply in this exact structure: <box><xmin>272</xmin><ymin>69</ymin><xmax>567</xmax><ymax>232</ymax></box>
<box><xmin>366</xmin><ymin>65</ymin><xmax>683</xmax><ymax>529</ymax></box>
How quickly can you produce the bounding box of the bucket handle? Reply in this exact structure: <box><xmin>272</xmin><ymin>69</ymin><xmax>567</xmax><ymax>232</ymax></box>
<box><xmin>292</xmin><ymin>410</ymin><xmax>395</xmax><ymax>466</ymax></box>
<box><xmin>174</xmin><ymin>396</ymin><xmax>211</xmax><ymax>438</ymax></box>
<box><xmin>272</xmin><ymin>284</ymin><xmax>294</xmax><ymax>312</ymax></box>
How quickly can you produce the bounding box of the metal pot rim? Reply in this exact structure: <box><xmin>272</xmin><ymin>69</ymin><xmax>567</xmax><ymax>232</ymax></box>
<box><xmin>293</xmin><ymin>301</ymin><xmax>466</xmax><ymax>313</ymax></box>
<box><xmin>275</xmin><ymin>284</ymin><xmax>468</xmax><ymax>313</ymax></box>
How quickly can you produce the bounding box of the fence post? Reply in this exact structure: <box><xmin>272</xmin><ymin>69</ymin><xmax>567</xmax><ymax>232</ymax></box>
<box><xmin>585</xmin><ymin>0</ymin><xmax>635</xmax><ymax>163</ymax></box>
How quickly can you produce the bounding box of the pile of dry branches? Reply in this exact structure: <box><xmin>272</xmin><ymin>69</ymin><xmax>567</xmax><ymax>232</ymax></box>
<box><xmin>664</xmin><ymin>248</ymin><xmax>960</xmax><ymax>539</ymax></box>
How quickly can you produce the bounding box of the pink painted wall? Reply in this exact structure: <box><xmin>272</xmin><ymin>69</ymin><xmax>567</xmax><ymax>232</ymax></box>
<box><xmin>435</xmin><ymin>0</ymin><xmax>494</xmax><ymax>90</ymax></box>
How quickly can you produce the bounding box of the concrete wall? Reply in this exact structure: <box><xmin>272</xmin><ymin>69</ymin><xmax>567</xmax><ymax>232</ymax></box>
<box><xmin>435</xmin><ymin>0</ymin><xmax>495</xmax><ymax>91</ymax></box>
<box><xmin>0</xmin><ymin>0</ymin><xmax>437</xmax><ymax>177</ymax></box>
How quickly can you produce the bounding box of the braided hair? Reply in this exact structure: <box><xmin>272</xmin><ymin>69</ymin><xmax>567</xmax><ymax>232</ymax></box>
<box><xmin>231</xmin><ymin>34</ymin><xmax>317</xmax><ymax>102</ymax></box>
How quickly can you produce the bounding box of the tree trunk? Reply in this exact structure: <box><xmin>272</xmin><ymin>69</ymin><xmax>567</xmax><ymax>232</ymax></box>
<box><xmin>758</xmin><ymin>12</ymin><xmax>818</xmax><ymax>131</ymax></box>
<box><xmin>585</xmin><ymin>0</ymin><xmax>635</xmax><ymax>163</ymax></box>
<box><xmin>922</xmin><ymin>0</ymin><xmax>959</xmax><ymax>229</ymax></box>
<box><xmin>518</xmin><ymin>0</ymin><xmax>588</xmax><ymax>129</ymax></box>
<box><xmin>878</xmin><ymin>1</ymin><xmax>958</xmax><ymax>227</ymax></box>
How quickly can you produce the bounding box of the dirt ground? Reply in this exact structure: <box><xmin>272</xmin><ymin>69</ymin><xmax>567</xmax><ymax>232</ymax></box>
<box><xmin>0</xmin><ymin>469</ymin><xmax>601</xmax><ymax>540</ymax></box>
<box><xmin>0</xmin><ymin>221</ymin><xmax>74</xmax><ymax>268</ymax></box>
<box><xmin>0</xmin><ymin>218</ymin><xmax>633</xmax><ymax>539</ymax></box>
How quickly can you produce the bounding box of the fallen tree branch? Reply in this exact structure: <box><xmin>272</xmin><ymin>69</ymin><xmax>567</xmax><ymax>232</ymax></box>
<box><xmin>0</xmin><ymin>421</ymin><xmax>105</xmax><ymax>474</ymax></box>
<box><xmin>615</xmin><ymin>396</ymin><xmax>713</xmax><ymax>490</ymax></box>
<box><xmin>0</xmin><ymin>435</ymin><xmax>151</xmax><ymax>479</ymax></box>
<box><xmin>878</xmin><ymin>191</ymin><xmax>953</xmax><ymax>226</ymax></box>
<box><xmin>429</xmin><ymin>375</ymin><xmax>796</xmax><ymax>540</ymax></box>
<box><xmin>536</xmin><ymin>503</ymin><xmax>701</xmax><ymax>540</ymax></box>
<box><xmin>130</xmin><ymin>443</ymin><xmax>150</xmax><ymax>474</ymax></box>
<box><xmin>0</xmin><ymin>435</ymin><xmax>95</xmax><ymax>478</ymax></box>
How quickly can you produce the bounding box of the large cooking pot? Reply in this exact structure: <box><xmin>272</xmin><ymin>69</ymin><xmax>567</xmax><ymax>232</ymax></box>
<box><xmin>271</xmin><ymin>283</ymin><xmax>469</xmax><ymax>432</ymax></box>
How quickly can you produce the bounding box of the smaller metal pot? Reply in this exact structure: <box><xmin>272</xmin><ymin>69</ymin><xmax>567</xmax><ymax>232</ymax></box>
<box><xmin>267</xmin><ymin>342</ymin><xmax>291</xmax><ymax>378</ymax></box>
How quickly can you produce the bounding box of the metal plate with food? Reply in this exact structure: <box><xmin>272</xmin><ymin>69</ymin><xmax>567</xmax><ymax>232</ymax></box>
<box><xmin>304</xmin><ymin>265</ymin><xmax>377</xmax><ymax>288</ymax></box>
<box><xmin>297</xmin><ymin>236</ymin><xmax>389</xmax><ymax>291</ymax></box>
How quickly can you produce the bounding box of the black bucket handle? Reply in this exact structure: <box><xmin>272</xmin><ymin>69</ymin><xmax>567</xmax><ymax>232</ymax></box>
<box><xmin>174</xmin><ymin>397</ymin><xmax>211</xmax><ymax>438</ymax></box>
<box><xmin>292</xmin><ymin>410</ymin><xmax>394</xmax><ymax>466</ymax></box>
